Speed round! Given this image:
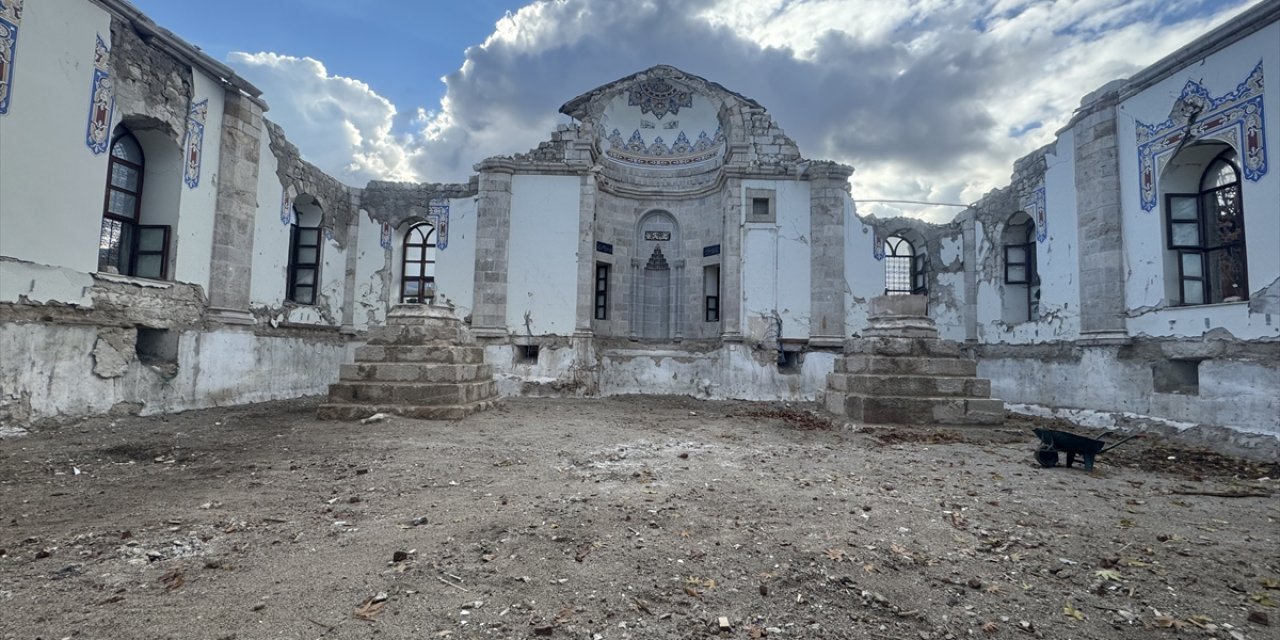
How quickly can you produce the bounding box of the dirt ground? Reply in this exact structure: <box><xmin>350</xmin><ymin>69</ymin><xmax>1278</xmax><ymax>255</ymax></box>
<box><xmin>1</xmin><ymin>396</ymin><xmax>1277</xmax><ymax>640</ymax></box>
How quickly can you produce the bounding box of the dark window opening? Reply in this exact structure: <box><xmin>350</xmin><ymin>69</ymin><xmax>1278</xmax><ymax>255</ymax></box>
<box><xmin>594</xmin><ymin>262</ymin><xmax>610</xmax><ymax>320</ymax></box>
<box><xmin>288</xmin><ymin>224</ymin><xmax>321</xmax><ymax>304</ymax></box>
<box><xmin>1152</xmin><ymin>359</ymin><xmax>1200</xmax><ymax>395</ymax></box>
<box><xmin>514</xmin><ymin>344</ymin><xmax>540</xmax><ymax>364</ymax></box>
<box><xmin>1164</xmin><ymin>148</ymin><xmax>1248</xmax><ymax>305</ymax></box>
<box><xmin>401</xmin><ymin>222</ymin><xmax>437</xmax><ymax>303</ymax></box>
<box><xmin>98</xmin><ymin>131</ymin><xmax>170</xmax><ymax>279</ymax></box>
<box><xmin>704</xmin><ymin>265</ymin><xmax>720</xmax><ymax>322</ymax></box>
<box><xmin>1003</xmin><ymin>219</ymin><xmax>1040</xmax><ymax>322</ymax></box>
<box><xmin>778</xmin><ymin>350</ymin><xmax>801</xmax><ymax>373</ymax></box>
<box><xmin>135</xmin><ymin>327</ymin><xmax>179</xmax><ymax>368</ymax></box>
<box><xmin>752</xmin><ymin>197</ymin><xmax>769</xmax><ymax>219</ymax></box>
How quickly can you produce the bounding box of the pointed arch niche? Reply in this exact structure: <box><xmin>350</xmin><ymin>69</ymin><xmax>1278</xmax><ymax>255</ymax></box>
<box><xmin>630</xmin><ymin>210</ymin><xmax>683</xmax><ymax>340</ymax></box>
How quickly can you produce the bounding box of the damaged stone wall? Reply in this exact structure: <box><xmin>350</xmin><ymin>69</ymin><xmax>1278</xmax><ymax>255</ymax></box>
<box><xmin>0</xmin><ymin>266</ymin><xmax>356</xmax><ymax>425</ymax></box>
<box><xmin>361</xmin><ymin>179</ymin><xmax>479</xmax><ymax>228</ymax></box>
<box><xmin>858</xmin><ymin>214</ymin><xmax>969</xmax><ymax>340</ymax></box>
<box><xmin>265</xmin><ymin>122</ymin><xmax>360</xmax><ymax>248</ymax></box>
<box><xmin>108</xmin><ymin>16</ymin><xmax>192</xmax><ymax>145</ymax></box>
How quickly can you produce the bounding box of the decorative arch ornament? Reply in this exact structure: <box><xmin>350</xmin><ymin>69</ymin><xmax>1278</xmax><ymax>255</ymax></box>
<box><xmin>182</xmin><ymin>99</ymin><xmax>208</xmax><ymax>188</ymax></box>
<box><xmin>1136</xmin><ymin>61</ymin><xmax>1267</xmax><ymax>211</ymax></box>
<box><xmin>1020</xmin><ymin>185</ymin><xmax>1047</xmax><ymax>243</ymax></box>
<box><xmin>0</xmin><ymin>0</ymin><xmax>24</xmax><ymax>116</ymax></box>
<box><xmin>85</xmin><ymin>35</ymin><xmax>114</xmax><ymax>154</ymax></box>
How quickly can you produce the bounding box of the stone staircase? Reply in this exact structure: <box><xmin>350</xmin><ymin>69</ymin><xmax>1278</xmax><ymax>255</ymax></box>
<box><xmin>821</xmin><ymin>296</ymin><xmax>1003</xmax><ymax>426</ymax></box>
<box><xmin>317</xmin><ymin>305</ymin><xmax>499</xmax><ymax>420</ymax></box>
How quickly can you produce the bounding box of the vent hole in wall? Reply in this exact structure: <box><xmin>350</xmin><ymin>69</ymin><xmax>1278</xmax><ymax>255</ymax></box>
<box><xmin>136</xmin><ymin>328</ymin><xmax>179</xmax><ymax>370</ymax></box>
<box><xmin>1152</xmin><ymin>359</ymin><xmax>1199</xmax><ymax>395</ymax></box>
<box><xmin>777</xmin><ymin>350</ymin><xmax>801</xmax><ymax>374</ymax></box>
<box><xmin>514</xmin><ymin>344</ymin><xmax>540</xmax><ymax>364</ymax></box>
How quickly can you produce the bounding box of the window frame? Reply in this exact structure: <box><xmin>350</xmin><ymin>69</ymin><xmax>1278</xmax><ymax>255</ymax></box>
<box><xmin>1163</xmin><ymin>149</ymin><xmax>1248</xmax><ymax>306</ymax></box>
<box><xmin>884</xmin><ymin>235</ymin><xmax>925</xmax><ymax>296</ymax></box>
<box><xmin>399</xmin><ymin>222</ymin><xmax>437</xmax><ymax>304</ymax></box>
<box><xmin>98</xmin><ymin>131</ymin><xmax>171</xmax><ymax>280</ymax></box>
<box><xmin>594</xmin><ymin>262</ymin><xmax>610</xmax><ymax>320</ymax></box>
<box><xmin>703</xmin><ymin>264</ymin><xmax>720</xmax><ymax>323</ymax></box>
<box><xmin>288</xmin><ymin>224</ymin><xmax>322</xmax><ymax>305</ymax></box>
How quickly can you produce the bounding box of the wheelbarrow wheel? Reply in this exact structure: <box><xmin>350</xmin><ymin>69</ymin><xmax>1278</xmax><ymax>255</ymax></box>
<box><xmin>1036</xmin><ymin>450</ymin><xmax>1059</xmax><ymax>468</ymax></box>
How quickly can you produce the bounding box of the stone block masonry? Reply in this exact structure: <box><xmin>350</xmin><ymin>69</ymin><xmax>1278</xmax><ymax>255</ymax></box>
<box><xmin>318</xmin><ymin>304</ymin><xmax>499</xmax><ymax>420</ymax></box>
<box><xmin>822</xmin><ymin>296</ymin><xmax>1004</xmax><ymax>426</ymax></box>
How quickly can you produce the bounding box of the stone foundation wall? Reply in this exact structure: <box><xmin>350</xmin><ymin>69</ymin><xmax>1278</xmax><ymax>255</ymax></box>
<box><xmin>977</xmin><ymin>338</ymin><xmax>1280</xmax><ymax>452</ymax></box>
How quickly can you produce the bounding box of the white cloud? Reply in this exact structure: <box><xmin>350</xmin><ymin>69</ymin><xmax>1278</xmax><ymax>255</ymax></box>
<box><xmin>227</xmin><ymin>52</ymin><xmax>418</xmax><ymax>184</ymax></box>
<box><xmin>226</xmin><ymin>0</ymin><xmax>1260</xmax><ymax>221</ymax></box>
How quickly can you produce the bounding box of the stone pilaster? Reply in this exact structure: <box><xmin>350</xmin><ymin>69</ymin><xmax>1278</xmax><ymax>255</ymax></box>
<box><xmin>1071</xmin><ymin>90</ymin><xmax>1127</xmax><ymax>337</ymax></box>
<box><xmin>207</xmin><ymin>91</ymin><xmax>264</xmax><ymax>325</ymax></box>
<box><xmin>470</xmin><ymin>168</ymin><xmax>514</xmax><ymax>337</ymax></box>
<box><xmin>720</xmin><ymin>178</ymin><xmax>743</xmax><ymax>341</ymax></box>
<box><xmin>340</xmin><ymin>192</ymin><xmax>361</xmax><ymax>333</ymax></box>
<box><xmin>961</xmin><ymin>210</ymin><xmax>978</xmax><ymax>342</ymax></box>
<box><xmin>806</xmin><ymin>162</ymin><xmax>855</xmax><ymax>347</ymax></box>
<box><xmin>574</xmin><ymin>172</ymin><xmax>598</xmax><ymax>336</ymax></box>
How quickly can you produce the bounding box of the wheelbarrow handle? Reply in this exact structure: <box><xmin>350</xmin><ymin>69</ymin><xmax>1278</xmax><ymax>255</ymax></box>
<box><xmin>1100</xmin><ymin>433</ymin><xmax>1146</xmax><ymax>453</ymax></box>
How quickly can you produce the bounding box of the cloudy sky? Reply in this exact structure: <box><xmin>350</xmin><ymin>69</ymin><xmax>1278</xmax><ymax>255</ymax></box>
<box><xmin>132</xmin><ymin>0</ymin><xmax>1258</xmax><ymax>222</ymax></box>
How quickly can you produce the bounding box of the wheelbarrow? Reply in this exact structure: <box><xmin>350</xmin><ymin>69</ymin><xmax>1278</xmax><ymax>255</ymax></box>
<box><xmin>1033</xmin><ymin>428</ymin><xmax>1144</xmax><ymax>470</ymax></box>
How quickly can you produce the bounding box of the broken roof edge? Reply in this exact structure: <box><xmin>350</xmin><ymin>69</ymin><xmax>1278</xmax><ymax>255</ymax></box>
<box><xmin>1058</xmin><ymin>0</ymin><xmax>1278</xmax><ymax>134</ymax></box>
<box><xmin>558</xmin><ymin>64</ymin><xmax>764</xmax><ymax>121</ymax></box>
<box><xmin>91</xmin><ymin>0</ymin><xmax>269</xmax><ymax>111</ymax></box>
<box><xmin>1119</xmin><ymin>0</ymin><xmax>1279</xmax><ymax>102</ymax></box>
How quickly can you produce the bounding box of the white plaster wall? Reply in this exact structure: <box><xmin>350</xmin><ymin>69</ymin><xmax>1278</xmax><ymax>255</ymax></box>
<box><xmin>250</xmin><ymin>126</ymin><xmax>289</xmax><ymax>309</ymax></box>
<box><xmin>981</xmin><ymin>350</ymin><xmax>1279</xmax><ymax>440</ymax></box>
<box><xmin>0</xmin><ymin>260</ymin><xmax>95</xmax><ymax>306</ymax></box>
<box><xmin>740</xmin><ymin>179</ymin><xmax>811</xmax><ymax>341</ymax></box>
<box><xmin>434</xmin><ymin>196</ymin><xmax>478</xmax><ymax>318</ymax></box>
<box><xmin>353</xmin><ymin>210</ymin><xmax>388</xmax><ymax>329</ymax></box>
<box><xmin>1117</xmin><ymin>23</ymin><xmax>1280</xmax><ymax>339</ymax></box>
<box><xmin>595</xmin><ymin>345</ymin><xmax>833</xmax><ymax>400</ymax></box>
<box><xmin>0</xmin><ymin>323</ymin><xmax>353</xmax><ymax>421</ymax></box>
<box><xmin>169</xmin><ymin>72</ymin><xmax>225</xmax><ymax>291</ymax></box>
<box><xmin>933</xmin><ymin>234</ymin><xmax>967</xmax><ymax>341</ymax></box>
<box><xmin>317</xmin><ymin>230</ymin><xmax>347</xmax><ymax>324</ymax></box>
<box><xmin>844</xmin><ymin>209</ymin><xmax>885</xmax><ymax>336</ymax></box>
<box><xmin>976</xmin><ymin>132</ymin><xmax>1083</xmax><ymax>343</ymax></box>
<box><xmin>506</xmin><ymin>175</ymin><xmax>579</xmax><ymax>335</ymax></box>
<box><xmin>0</xmin><ymin>1</ymin><xmax>112</xmax><ymax>278</ymax></box>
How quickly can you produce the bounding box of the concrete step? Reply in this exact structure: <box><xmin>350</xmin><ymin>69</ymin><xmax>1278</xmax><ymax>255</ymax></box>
<box><xmin>835</xmin><ymin>355</ymin><xmax>977</xmax><ymax>377</ymax></box>
<box><xmin>365</xmin><ymin>324</ymin><xmax>470</xmax><ymax>345</ymax></box>
<box><xmin>317</xmin><ymin>400</ymin><xmax>499</xmax><ymax>421</ymax></box>
<box><xmin>327</xmin><ymin>380</ymin><xmax>498</xmax><ymax>405</ymax></box>
<box><xmin>828</xmin><ymin>373</ymin><xmax>991</xmax><ymax>398</ymax></box>
<box><xmin>385</xmin><ymin>312</ymin><xmax>464</xmax><ymax>327</ymax></box>
<box><xmin>844</xmin><ymin>336</ymin><xmax>964</xmax><ymax>358</ymax></box>
<box><xmin>840</xmin><ymin>394</ymin><xmax>1005</xmax><ymax>426</ymax></box>
<box><xmin>339</xmin><ymin>362</ymin><xmax>493</xmax><ymax>383</ymax></box>
<box><xmin>354</xmin><ymin>345</ymin><xmax>486</xmax><ymax>365</ymax></box>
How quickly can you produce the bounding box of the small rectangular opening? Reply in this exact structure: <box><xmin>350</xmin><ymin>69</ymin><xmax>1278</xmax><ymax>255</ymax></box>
<box><xmin>514</xmin><ymin>344</ymin><xmax>540</xmax><ymax>364</ymax></box>
<box><xmin>1152</xmin><ymin>359</ymin><xmax>1199</xmax><ymax>394</ymax></box>
<box><xmin>594</xmin><ymin>262</ymin><xmax>610</xmax><ymax>320</ymax></box>
<box><xmin>136</xmin><ymin>328</ymin><xmax>179</xmax><ymax>367</ymax></box>
<box><xmin>777</xmin><ymin>350</ymin><xmax>801</xmax><ymax>374</ymax></box>
<box><xmin>703</xmin><ymin>265</ymin><xmax>720</xmax><ymax>322</ymax></box>
<box><xmin>752</xmin><ymin>198</ymin><xmax>769</xmax><ymax>219</ymax></box>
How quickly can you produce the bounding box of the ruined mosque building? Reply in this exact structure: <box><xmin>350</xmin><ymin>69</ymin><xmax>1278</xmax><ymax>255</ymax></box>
<box><xmin>0</xmin><ymin>0</ymin><xmax>1276</xmax><ymax>449</ymax></box>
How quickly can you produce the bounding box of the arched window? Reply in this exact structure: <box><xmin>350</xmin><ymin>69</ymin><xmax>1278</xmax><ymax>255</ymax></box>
<box><xmin>884</xmin><ymin>235</ymin><xmax>926</xmax><ymax>295</ymax></box>
<box><xmin>1002</xmin><ymin>212</ymin><xmax>1040</xmax><ymax>323</ymax></box>
<box><xmin>98</xmin><ymin>130</ymin><xmax>172</xmax><ymax>279</ymax></box>
<box><xmin>288</xmin><ymin>194</ymin><xmax>323</xmax><ymax>304</ymax></box>
<box><xmin>1165</xmin><ymin>147</ymin><xmax>1247</xmax><ymax>304</ymax></box>
<box><xmin>400</xmin><ymin>222</ymin><xmax>436</xmax><ymax>303</ymax></box>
